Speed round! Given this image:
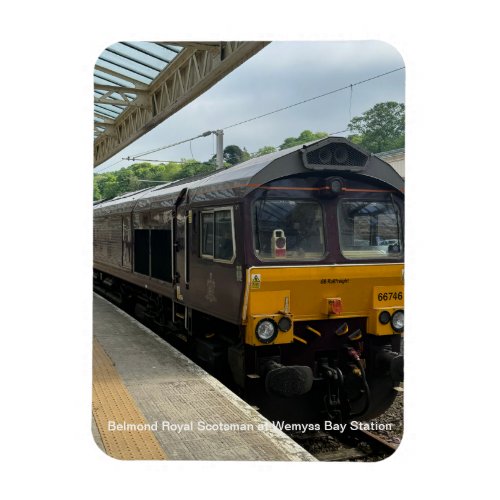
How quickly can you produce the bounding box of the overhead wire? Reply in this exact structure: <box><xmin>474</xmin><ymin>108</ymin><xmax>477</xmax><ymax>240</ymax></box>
<box><xmin>96</xmin><ymin>157</ymin><xmax>127</xmax><ymax>173</ymax></box>
<box><xmin>128</xmin><ymin>130</ymin><xmax>213</xmax><ymax>160</ymax></box>
<box><xmin>95</xmin><ymin>132</ymin><xmax>212</xmax><ymax>174</ymax></box>
<box><xmin>95</xmin><ymin>66</ymin><xmax>404</xmax><ymax>175</ymax></box>
<box><xmin>220</xmin><ymin>66</ymin><xmax>404</xmax><ymax>131</ymax></box>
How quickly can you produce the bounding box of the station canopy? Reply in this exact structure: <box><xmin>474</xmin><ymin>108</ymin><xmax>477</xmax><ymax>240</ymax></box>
<box><xmin>94</xmin><ymin>41</ymin><xmax>269</xmax><ymax>167</ymax></box>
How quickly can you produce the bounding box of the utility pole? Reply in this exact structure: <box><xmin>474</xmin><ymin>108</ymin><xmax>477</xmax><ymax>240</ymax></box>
<box><xmin>215</xmin><ymin>130</ymin><xmax>224</xmax><ymax>169</ymax></box>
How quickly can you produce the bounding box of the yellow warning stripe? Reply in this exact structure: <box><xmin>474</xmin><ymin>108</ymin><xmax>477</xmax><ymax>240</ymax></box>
<box><xmin>92</xmin><ymin>339</ymin><xmax>167</xmax><ymax>460</ymax></box>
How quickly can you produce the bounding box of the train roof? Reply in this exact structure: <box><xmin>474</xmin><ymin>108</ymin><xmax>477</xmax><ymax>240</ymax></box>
<box><xmin>94</xmin><ymin>136</ymin><xmax>404</xmax><ymax>216</ymax></box>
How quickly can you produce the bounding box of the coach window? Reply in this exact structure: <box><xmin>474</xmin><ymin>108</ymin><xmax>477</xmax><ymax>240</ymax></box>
<box><xmin>201</xmin><ymin>212</ymin><xmax>214</xmax><ymax>257</ymax></box>
<box><xmin>200</xmin><ymin>208</ymin><xmax>235</xmax><ymax>262</ymax></box>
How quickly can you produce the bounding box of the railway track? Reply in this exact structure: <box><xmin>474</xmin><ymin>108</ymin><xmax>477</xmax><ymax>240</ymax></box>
<box><xmin>290</xmin><ymin>428</ymin><xmax>398</xmax><ymax>462</ymax></box>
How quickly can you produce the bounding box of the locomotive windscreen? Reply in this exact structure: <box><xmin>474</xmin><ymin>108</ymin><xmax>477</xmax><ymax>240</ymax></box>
<box><xmin>253</xmin><ymin>200</ymin><xmax>325</xmax><ymax>260</ymax></box>
<box><xmin>338</xmin><ymin>199</ymin><xmax>403</xmax><ymax>260</ymax></box>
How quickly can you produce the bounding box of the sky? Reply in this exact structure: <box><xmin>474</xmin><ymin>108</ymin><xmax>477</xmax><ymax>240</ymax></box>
<box><xmin>95</xmin><ymin>41</ymin><xmax>405</xmax><ymax>173</ymax></box>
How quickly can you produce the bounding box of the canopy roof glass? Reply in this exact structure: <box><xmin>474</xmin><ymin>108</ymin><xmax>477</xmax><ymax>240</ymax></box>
<box><xmin>94</xmin><ymin>42</ymin><xmax>183</xmax><ymax>141</ymax></box>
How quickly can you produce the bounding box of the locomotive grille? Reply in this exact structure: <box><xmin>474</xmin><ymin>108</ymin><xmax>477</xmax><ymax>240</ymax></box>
<box><xmin>305</xmin><ymin>142</ymin><xmax>368</xmax><ymax>168</ymax></box>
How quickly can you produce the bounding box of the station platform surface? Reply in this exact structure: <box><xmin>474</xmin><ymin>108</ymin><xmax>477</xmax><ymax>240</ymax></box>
<box><xmin>92</xmin><ymin>293</ymin><xmax>316</xmax><ymax>461</ymax></box>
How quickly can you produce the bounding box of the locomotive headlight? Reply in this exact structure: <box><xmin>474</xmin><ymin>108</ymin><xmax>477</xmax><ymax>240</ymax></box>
<box><xmin>330</xmin><ymin>179</ymin><xmax>343</xmax><ymax>195</ymax></box>
<box><xmin>391</xmin><ymin>310</ymin><xmax>404</xmax><ymax>332</ymax></box>
<box><xmin>255</xmin><ymin>319</ymin><xmax>278</xmax><ymax>343</ymax></box>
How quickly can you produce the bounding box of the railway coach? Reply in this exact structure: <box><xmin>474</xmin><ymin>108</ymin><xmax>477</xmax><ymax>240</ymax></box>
<box><xmin>94</xmin><ymin>137</ymin><xmax>404</xmax><ymax>422</ymax></box>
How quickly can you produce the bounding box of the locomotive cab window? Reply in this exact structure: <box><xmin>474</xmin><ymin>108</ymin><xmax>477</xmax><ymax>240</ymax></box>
<box><xmin>253</xmin><ymin>200</ymin><xmax>325</xmax><ymax>261</ymax></box>
<box><xmin>200</xmin><ymin>208</ymin><xmax>235</xmax><ymax>262</ymax></box>
<box><xmin>338</xmin><ymin>199</ymin><xmax>403</xmax><ymax>260</ymax></box>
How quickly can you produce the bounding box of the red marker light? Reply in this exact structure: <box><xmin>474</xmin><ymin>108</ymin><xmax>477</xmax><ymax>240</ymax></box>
<box><xmin>329</xmin><ymin>298</ymin><xmax>343</xmax><ymax>315</ymax></box>
<box><xmin>275</xmin><ymin>237</ymin><xmax>286</xmax><ymax>257</ymax></box>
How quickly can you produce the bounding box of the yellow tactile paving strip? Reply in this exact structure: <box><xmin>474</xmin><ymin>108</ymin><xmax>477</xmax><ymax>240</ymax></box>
<box><xmin>92</xmin><ymin>338</ymin><xmax>167</xmax><ymax>460</ymax></box>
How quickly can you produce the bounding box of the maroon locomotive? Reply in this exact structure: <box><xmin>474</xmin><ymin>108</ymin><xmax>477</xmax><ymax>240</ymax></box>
<box><xmin>94</xmin><ymin>137</ymin><xmax>404</xmax><ymax>422</ymax></box>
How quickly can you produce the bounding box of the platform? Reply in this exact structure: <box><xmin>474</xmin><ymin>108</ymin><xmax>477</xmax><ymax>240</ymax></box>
<box><xmin>92</xmin><ymin>293</ymin><xmax>316</xmax><ymax>461</ymax></box>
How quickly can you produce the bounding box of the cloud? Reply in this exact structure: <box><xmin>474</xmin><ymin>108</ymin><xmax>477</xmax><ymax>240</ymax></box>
<box><xmin>97</xmin><ymin>40</ymin><xmax>405</xmax><ymax>171</ymax></box>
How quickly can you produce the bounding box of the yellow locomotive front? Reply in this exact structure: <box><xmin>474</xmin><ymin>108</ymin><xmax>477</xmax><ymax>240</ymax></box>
<box><xmin>240</xmin><ymin>142</ymin><xmax>404</xmax><ymax>422</ymax></box>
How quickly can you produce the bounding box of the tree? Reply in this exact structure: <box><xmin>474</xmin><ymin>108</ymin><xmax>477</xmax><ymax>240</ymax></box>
<box><xmin>223</xmin><ymin>145</ymin><xmax>250</xmax><ymax>166</ymax></box>
<box><xmin>116</xmin><ymin>168</ymin><xmax>140</xmax><ymax>192</ymax></box>
<box><xmin>93</xmin><ymin>177</ymin><xmax>102</xmax><ymax>200</ymax></box>
<box><xmin>253</xmin><ymin>146</ymin><xmax>277</xmax><ymax>158</ymax></box>
<box><xmin>174</xmin><ymin>159</ymin><xmax>216</xmax><ymax>179</ymax></box>
<box><xmin>98</xmin><ymin>173</ymin><xmax>120</xmax><ymax>200</ymax></box>
<box><xmin>279</xmin><ymin>130</ymin><xmax>328</xmax><ymax>150</ymax></box>
<box><xmin>347</xmin><ymin>102</ymin><xmax>405</xmax><ymax>153</ymax></box>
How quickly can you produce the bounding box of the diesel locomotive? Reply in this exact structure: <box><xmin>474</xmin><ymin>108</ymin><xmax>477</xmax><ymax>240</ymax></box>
<box><xmin>93</xmin><ymin>137</ymin><xmax>404</xmax><ymax>422</ymax></box>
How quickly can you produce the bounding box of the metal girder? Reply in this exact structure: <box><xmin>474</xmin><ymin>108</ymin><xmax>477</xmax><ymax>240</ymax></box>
<box><xmin>94</xmin><ymin>41</ymin><xmax>269</xmax><ymax>167</ymax></box>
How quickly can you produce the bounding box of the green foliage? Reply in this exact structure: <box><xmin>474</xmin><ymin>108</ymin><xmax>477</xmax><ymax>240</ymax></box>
<box><xmin>96</xmin><ymin>173</ymin><xmax>119</xmax><ymax>200</ymax></box>
<box><xmin>93</xmin><ymin>113</ymin><xmax>404</xmax><ymax>201</ymax></box>
<box><xmin>177</xmin><ymin>159</ymin><xmax>217</xmax><ymax>178</ymax></box>
<box><xmin>223</xmin><ymin>145</ymin><xmax>251</xmax><ymax>165</ymax></box>
<box><xmin>347</xmin><ymin>102</ymin><xmax>405</xmax><ymax>153</ymax></box>
<box><xmin>93</xmin><ymin>160</ymin><xmax>216</xmax><ymax>201</ymax></box>
<box><xmin>279</xmin><ymin>130</ymin><xmax>328</xmax><ymax>150</ymax></box>
<box><xmin>93</xmin><ymin>177</ymin><xmax>102</xmax><ymax>200</ymax></box>
<box><xmin>252</xmin><ymin>146</ymin><xmax>277</xmax><ymax>157</ymax></box>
